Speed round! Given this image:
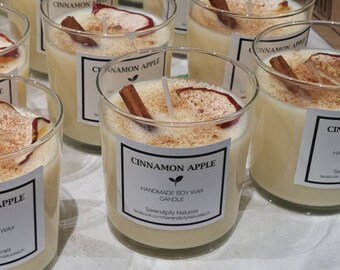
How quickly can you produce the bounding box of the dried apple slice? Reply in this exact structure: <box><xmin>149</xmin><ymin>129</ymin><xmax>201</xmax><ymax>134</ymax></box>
<box><xmin>92</xmin><ymin>3</ymin><xmax>154</xmax><ymax>33</ymax></box>
<box><xmin>176</xmin><ymin>87</ymin><xmax>242</xmax><ymax>128</ymax></box>
<box><xmin>306</xmin><ymin>53</ymin><xmax>340</xmax><ymax>86</ymax></box>
<box><xmin>0</xmin><ymin>33</ymin><xmax>19</xmax><ymax>58</ymax></box>
<box><xmin>276</xmin><ymin>1</ymin><xmax>290</xmax><ymax>12</ymax></box>
<box><xmin>0</xmin><ymin>101</ymin><xmax>50</xmax><ymax>164</ymax></box>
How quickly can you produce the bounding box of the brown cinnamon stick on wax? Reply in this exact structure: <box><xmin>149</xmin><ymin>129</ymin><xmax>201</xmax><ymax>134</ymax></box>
<box><xmin>61</xmin><ymin>16</ymin><xmax>97</xmax><ymax>47</ymax></box>
<box><xmin>269</xmin><ymin>55</ymin><xmax>309</xmax><ymax>97</ymax></box>
<box><xmin>209</xmin><ymin>0</ymin><xmax>237</xmax><ymax>29</ymax></box>
<box><xmin>119</xmin><ymin>84</ymin><xmax>154</xmax><ymax>131</ymax></box>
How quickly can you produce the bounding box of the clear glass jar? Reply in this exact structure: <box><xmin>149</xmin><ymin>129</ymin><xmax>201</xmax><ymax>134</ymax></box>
<box><xmin>0</xmin><ymin>3</ymin><xmax>30</xmax><ymax>78</ymax></box>
<box><xmin>0</xmin><ymin>75</ymin><xmax>63</xmax><ymax>269</ymax></box>
<box><xmin>188</xmin><ymin>0</ymin><xmax>315</xmax><ymax>71</ymax></box>
<box><xmin>97</xmin><ymin>47</ymin><xmax>258</xmax><ymax>258</ymax></box>
<box><xmin>40</xmin><ymin>0</ymin><xmax>176</xmax><ymax>152</ymax></box>
<box><xmin>250</xmin><ymin>21</ymin><xmax>340</xmax><ymax>214</ymax></box>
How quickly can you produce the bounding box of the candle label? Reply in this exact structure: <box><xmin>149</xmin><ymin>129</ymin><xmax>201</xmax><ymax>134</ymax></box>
<box><xmin>48</xmin><ymin>0</ymin><xmax>115</xmax><ymax>18</ymax></box>
<box><xmin>294</xmin><ymin>109</ymin><xmax>340</xmax><ymax>188</ymax></box>
<box><xmin>76</xmin><ymin>51</ymin><xmax>166</xmax><ymax>125</ymax></box>
<box><xmin>173</xmin><ymin>0</ymin><xmax>188</xmax><ymax>34</ymax></box>
<box><xmin>116</xmin><ymin>134</ymin><xmax>229</xmax><ymax>230</ymax></box>
<box><xmin>224</xmin><ymin>26</ymin><xmax>310</xmax><ymax>95</ymax></box>
<box><xmin>0</xmin><ymin>167</ymin><xmax>45</xmax><ymax>269</ymax></box>
<box><xmin>0</xmin><ymin>79</ymin><xmax>18</xmax><ymax>105</ymax></box>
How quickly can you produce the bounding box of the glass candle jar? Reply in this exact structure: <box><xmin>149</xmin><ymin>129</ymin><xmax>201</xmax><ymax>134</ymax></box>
<box><xmin>188</xmin><ymin>0</ymin><xmax>315</xmax><ymax>71</ymax></box>
<box><xmin>250</xmin><ymin>21</ymin><xmax>340</xmax><ymax>214</ymax></box>
<box><xmin>0</xmin><ymin>3</ymin><xmax>30</xmax><ymax>78</ymax></box>
<box><xmin>97</xmin><ymin>47</ymin><xmax>258</xmax><ymax>258</ymax></box>
<box><xmin>0</xmin><ymin>75</ymin><xmax>63</xmax><ymax>269</ymax></box>
<box><xmin>3</xmin><ymin>0</ymin><xmax>120</xmax><ymax>75</ymax></box>
<box><xmin>41</xmin><ymin>0</ymin><xmax>176</xmax><ymax>152</ymax></box>
<box><xmin>2</xmin><ymin>0</ymin><xmax>49</xmax><ymax>76</ymax></box>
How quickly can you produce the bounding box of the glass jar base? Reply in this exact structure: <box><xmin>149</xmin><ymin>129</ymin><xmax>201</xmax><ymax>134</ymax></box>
<box><xmin>43</xmin><ymin>252</ymin><xmax>58</xmax><ymax>270</ymax></box>
<box><xmin>30</xmin><ymin>68</ymin><xmax>49</xmax><ymax>80</ymax></box>
<box><xmin>250</xmin><ymin>174</ymin><xmax>340</xmax><ymax>215</ymax></box>
<box><xmin>107</xmin><ymin>218</ymin><xmax>235</xmax><ymax>259</ymax></box>
<box><xmin>63</xmin><ymin>135</ymin><xmax>101</xmax><ymax>154</ymax></box>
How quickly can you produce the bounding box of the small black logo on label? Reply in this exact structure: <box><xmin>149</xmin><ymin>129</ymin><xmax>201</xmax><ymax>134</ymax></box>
<box><xmin>128</xmin><ymin>74</ymin><xmax>139</xmax><ymax>82</ymax></box>
<box><xmin>169</xmin><ymin>176</ymin><xmax>183</xmax><ymax>186</ymax></box>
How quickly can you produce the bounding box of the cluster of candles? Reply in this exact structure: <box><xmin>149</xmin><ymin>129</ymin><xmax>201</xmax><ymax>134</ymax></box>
<box><xmin>0</xmin><ymin>0</ymin><xmax>339</xmax><ymax>268</ymax></box>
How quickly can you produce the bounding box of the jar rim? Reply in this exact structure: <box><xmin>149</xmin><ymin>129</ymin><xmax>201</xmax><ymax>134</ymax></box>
<box><xmin>191</xmin><ymin>0</ymin><xmax>316</xmax><ymax>20</ymax></box>
<box><xmin>97</xmin><ymin>46</ymin><xmax>259</xmax><ymax>128</ymax></box>
<box><xmin>40</xmin><ymin>0</ymin><xmax>177</xmax><ymax>39</ymax></box>
<box><xmin>0</xmin><ymin>3</ymin><xmax>30</xmax><ymax>57</ymax></box>
<box><xmin>252</xmin><ymin>20</ymin><xmax>340</xmax><ymax>92</ymax></box>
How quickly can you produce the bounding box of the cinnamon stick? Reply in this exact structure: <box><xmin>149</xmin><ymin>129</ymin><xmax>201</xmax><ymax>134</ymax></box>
<box><xmin>269</xmin><ymin>55</ymin><xmax>309</xmax><ymax>97</ymax></box>
<box><xmin>209</xmin><ymin>0</ymin><xmax>237</xmax><ymax>29</ymax></box>
<box><xmin>119</xmin><ymin>84</ymin><xmax>154</xmax><ymax>131</ymax></box>
<box><xmin>61</xmin><ymin>16</ymin><xmax>97</xmax><ymax>47</ymax></box>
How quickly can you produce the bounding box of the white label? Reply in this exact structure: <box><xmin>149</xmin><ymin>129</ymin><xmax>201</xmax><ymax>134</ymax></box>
<box><xmin>116</xmin><ymin>134</ymin><xmax>230</xmax><ymax>230</ymax></box>
<box><xmin>0</xmin><ymin>79</ymin><xmax>14</xmax><ymax>104</ymax></box>
<box><xmin>0</xmin><ymin>167</ymin><xmax>45</xmax><ymax>269</ymax></box>
<box><xmin>0</xmin><ymin>79</ymin><xmax>18</xmax><ymax>105</ymax></box>
<box><xmin>295</xmin><ymin>109</ymin><xmax>340</xmax><ymax>188</ymax></box>
<box><xmin>48</xmin><ymin>0</ymin><xmax>115</xmax><ymax>18</ymax></box>
<box><xmin>174</xmin><ymin>0</ymin><xmax>188</xmax><ymax>34</ymax></box>
<box><xmin>76</xmin><ymin>51</ymin><xmax>166</xmax><ymax>125</ymax></box>
<box><xmin>224</xmin><ymin>26</ymin><xmax>310</xmax><ymax>95</ymax></box>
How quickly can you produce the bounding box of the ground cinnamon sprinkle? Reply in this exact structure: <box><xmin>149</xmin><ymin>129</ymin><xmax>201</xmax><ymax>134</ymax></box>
<box><xmin>0</xmin><ymin>103</ymin><xmax>32</xmax><ymax>155</ymax></box>
<box><xmin>263</xmin><ymin>50</ymin><xmax>340</xmax><ymax>109</ymax></box>
<box><xmin>0</xmin><ymin>103</ymin><xmax>41</xmax><ymax>179</ymax></box>
<box><xmin>191</xmin><ymin>0</ymin><xmax>296</xmax><ymax>35</ymax></box>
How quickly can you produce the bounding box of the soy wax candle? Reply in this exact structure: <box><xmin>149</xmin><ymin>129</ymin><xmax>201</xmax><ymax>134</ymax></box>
<box><xmin>188</xmin><ymin>0</ymin><xmax>315</xmax><ymax>73</ymax></box>
<box><xmin>250</xmin><ymin>21</ymin><xmax>340</xmax><ymax>213</ymax></box>
<box><xmin>3</xmin><ymin>0</ymin><xmax>46</xmax><ymax>75</ymax></box>
<box><xmin>0</xmin><ymin>4</ymin><xmax>30</xmax><ymax>79</ymax></box>
<box><xmin>0</xmin><ymin>75</ymin><xmax>63</xmax><ymax>269</ymax></box>
<box><xmin>41</xmin><ymin>0</ymin><xmax>176</xmax><ymax>151</ymax></box>
<box><xmin>3</xmin><ymin>0</ymin><xmax>119</xmax><ymax>75</ymax></box>
<box><xmin>97</xmin><ymin>47</ymin><xmax>258</xmax><ymax>258</ymax></box>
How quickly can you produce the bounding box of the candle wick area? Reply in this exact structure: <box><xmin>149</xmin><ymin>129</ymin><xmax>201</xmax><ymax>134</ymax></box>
<box><xmin>247</xmin><ymin>0</ymin><xmax>253</xmax><ymax>15</ymax></box>
<box><xmin>161</xmin><ymin>77</ymin><xmax>175</xmax><ymax>119</ymax></box>
<box><xmin>102</xmin><ymin>17</ymin><xmax>108</xmax><ymax>34</ymax></box>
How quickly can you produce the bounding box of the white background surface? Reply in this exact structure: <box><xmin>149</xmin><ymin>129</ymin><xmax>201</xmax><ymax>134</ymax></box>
<box><xmin>41</xmin><ymin>138</ymin><xmax>340</xmax><ymax>270</ymax></box>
